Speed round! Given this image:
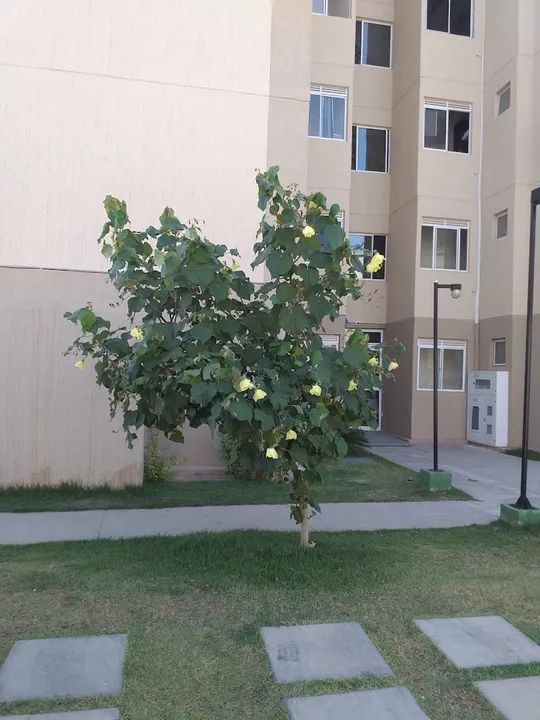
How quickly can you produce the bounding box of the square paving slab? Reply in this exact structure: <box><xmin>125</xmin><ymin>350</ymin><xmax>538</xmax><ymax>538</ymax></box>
<box><xmin>261</xmin><ymin>622</ymin><xmax>393</xmax><ymax>683</ymax></box>
<box><xmin>415</xmin><ymin>616</ymin><xmax>540</xmax><ymax>669</ymax></box>
<box><xmin>0</xmin><ymin>712</ymin><xmax>119</xmax><ymax>720</ymax></box>
<box><xmin>0</xmin><ymin>635</ymin><xmax>127</xmax><ymax>703</ymax></box>
<box><xmin>475</xmin><ymin>676</ymin><xmax>540</xmax><ymax>720</ymax></box>
<box><xmin>286</xmin><ymin>687</ymin><xmax>431</xmax><ymax>720</ymax></box>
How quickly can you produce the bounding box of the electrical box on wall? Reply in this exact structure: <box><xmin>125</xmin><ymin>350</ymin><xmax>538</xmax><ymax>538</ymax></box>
<box><xmin>467</xmin><ymin>371</ymin><xmax>509</xmax><ymax>447</ymax></box>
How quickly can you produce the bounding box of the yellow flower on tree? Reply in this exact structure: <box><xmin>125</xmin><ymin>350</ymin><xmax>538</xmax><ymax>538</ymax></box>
<box><xmin>302</xmin><ymin>225</ymin><xmax>316</xmax><ymax>238</ymax></box>
<box><xmin>368</xmin><ymin>356</ymin><xmax>379</xmax><ymax>368</ymax></box>
<box><xmin>286</xmin><ymin>429</ymin><xmax>298</xmax><ymax>441</ymax></box>
<box><xmin>365</xmin><ymin>252</ymin><xmax>385</xmax><ymax>275</ymax></box>
<box><xmin>230</xmin><ymin>260</ymin><xmax>241</xmax><ymax>271</ymax></box>
<box><xmin>236</xmin><ymin>377</ymin><xmax>254</xmax><ymax>392</ymax></box>
<box><xmin>348</xmin><ymin>379</ymin><xmax>358</xmax><ymax>391</ymax></box>
<box><xmin>309</xmin><ymin>384</ymin><xmax>322</xmax><ymax>397</ymax></box>
<box><xmin>253</xmin><ymin>389</ymin><xmax>267</xmax><ymax>402</ymax></box>
<box><xmin>308</xmin><ymin>201</ymin><xmax>319</xmax><ymax>210</ymax></box>
<box><xmin>130</xmin><ymin>327</ymin><xmax>144</xmax><ymax>340</ymax></box>
<box><xmin>266</xmin><ymin>447</ymin><xmax>279</xmax><ymax>459</ymax></box>
<box><xmin>74</xmin><ymin>360</ymin><xmax>85</xmax><ymax>370</ymax></box>
<box><xmin>388</xmin><ymin>360</ymin><xmax>399</xmax><ymax>371</ymax></box>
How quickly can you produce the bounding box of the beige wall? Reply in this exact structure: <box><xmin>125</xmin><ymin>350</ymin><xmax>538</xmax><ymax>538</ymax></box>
<box><xmin>0</xmin><ymin>268</ymin><xmax>143</xmax><ymax>487</ymax></box>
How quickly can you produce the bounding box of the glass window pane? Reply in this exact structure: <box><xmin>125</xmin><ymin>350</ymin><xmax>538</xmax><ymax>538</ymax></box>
<box><xmin>448</xmin><ymin>109</ymin><xmax>470</xmax><ymax>153</ymax></box>
<box><xmin>312</xmin><ymin>0</ymin><xmax>326</xmax><ymax>13</ymax></box>
<box><xmin>363</xmin><ymin>22</ymin><xmax>391</xmax><ymax>67</ymax></box>
<box><xmin>498</xmin><ymin>85</ymin><xmax>511</xmax><ymax>115</ymax></box>
<box><xmin>321</xmin><ymin>95</ymin><xmax>345</xmax><ymax>139</ymax></box>
<box><xmin>442</xmin><ymin>348</ymin><xmax>464</xmax><ymax>390</ymax></box>
<box><xmin>355</xmin><ymin>21</ymin><xmax>362</xmax><ymax>64</ymax></box>
<box><xmin>328</xmin><ymin>0</ymin><xmax>350</xmax><ymax>17</ymax></box>
<box><xmin>459</xmin><ymin>228</ymin><xmax>468</xmax><ymax>270</ymax></box>
<box><xmin>308</xmin><ymin>93</ymin><xmax>320</xmax><ymax>137</ymax></box>
<box><xmin>427</xmin><ymin>0</ymin><xmax>449</xmax><ymax>31</ymax></box>
<box><xmin>425</xmin><ymin>107</ymin><xmax>447</xmax><ymax>149</ymax></box>
<box><xmin>435</xmin><ymin>227</ymin><xmax>458</xmax><ymax>269</ymax></box>
<box><xmin>494</xmin><ymin>340</ymin><xmax>506</xmax><ymax>365</ymax></box>
<box><xmin>421</xmin><ymin>225</ymin><xmax>434</xmax><ymax>268</ymax></box>
<box><xmin>450</xmin><ymin>0</ymin><xmax>472</xmax><ymax>36</ymax></box>
<box><xmin>419</xmin><ymin>347</ymin><xmax>434</xmax><ymax>390</ymax></box>
<box><xmin>355</xmin><ymin>128</ymin><xmax>387</xmax><ymax>171</ymax></box>
<box><xmin>350</xmin><ymin>233</ymin><xmax>367</xmax><ymax>272</ymax></box>
<box><xmin>496</xmin><ymin>212</ymin><xmax>508</xmax><ymax>238</ymax></box>
<box><xmin>372</xmin><ymin>235</ymin><xmax>386</xmax><ymax>279</ymax></box>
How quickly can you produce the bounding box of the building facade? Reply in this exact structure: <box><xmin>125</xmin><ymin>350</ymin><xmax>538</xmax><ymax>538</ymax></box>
<box><xmin>1</xmin><ymin>0</ymin><xmax>539</xmax><ymax>486</ymax></box>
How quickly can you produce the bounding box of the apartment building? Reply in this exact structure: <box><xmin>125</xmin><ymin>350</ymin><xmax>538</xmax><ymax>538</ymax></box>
<box><xmin>1</xmin><ymin>0</ymin><xmax>539</xmax><ymax>487</ymax></box>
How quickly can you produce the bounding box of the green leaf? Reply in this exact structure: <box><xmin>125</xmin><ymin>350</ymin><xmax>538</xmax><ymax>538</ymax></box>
<box><xmin>254</xmin><ymin>408</ymin><xmax>274</xmax><ymax>431</ymax></box>
<box><xmin>159</xmin><ymin>207</ymin><xmax>184</xmax><ymax>232</ymax></box>
<box><xmin>209</xmin><ymin>278</ymin><xmax>230</xmax><ymax>302</ymax></box>
<box><xmin>191</xmin><ymin>322</ymin><xmax>214</xmax><ymax>343</ymax></box>
<box><xmin>275</xmin><ymin>283</ymin><xmax>297</xmax><ymax>303</ymax></box>
<box><xmin>191</xmin><ymin>382</ymin><xmax>218</xmax><ymax>405</ymax></box>
<box><xmin>267</xmin><ymin>250</ymin><xmax>294</xmax><ymax>278</ymax></box>
<box><xmin>104</xmin><ymin>196</ymin><xmax>128</xmax><ymax>228</ymax></box>
<box><xmin>309</xmin><ymin>405</ymin><xmax>329</xmax><ymax>426</ymax></box>
<box><xmin>343</xmin><ymin>344</ymin><xmax>367</xmax><ymax>368</ymax></box>
<box><xmin>279</xmin><ymin>304</ymin><xmax>308</xmax><ymax>334</ymax></box>
<box><xmin>229</xmin><ymin>400</ymin><xmax>253</xmax><ymax>422</ymax></box>
<box><xmin>103</xmin><ymin>337</ymin><xmax>131</xmax><ymax>357</ymax></box>
<box><xmin>321</xmin><ymin>223</ymin><xmax>344</xmax><ymax>251</ymax></box>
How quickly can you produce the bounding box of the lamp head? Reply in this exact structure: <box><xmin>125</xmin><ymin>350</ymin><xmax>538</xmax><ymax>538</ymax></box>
<box><xmin>450</xmin><ymin>284</ymin><xmax>462</xmax><ymax>299</ymax></box>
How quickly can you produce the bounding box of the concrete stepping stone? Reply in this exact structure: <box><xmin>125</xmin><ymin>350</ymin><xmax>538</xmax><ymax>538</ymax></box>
<box><xmin>0</xmin><ymin>635</ymin><xmax>127</xmax><ymax>703</ymax></box>
<box><xmin>475</xmin><ymin>676</ymin><xmax>540</xmax><ymax>720</ymax></box>
<box><xmin>415</xmin><ymin>616</ymin><xmax>540</xmax><ymax>669</ymax></box>
<box><xmin>261</xmin><ymin>622</ymin><xmax>393</xmax><ymax>683</ymax></box>
<box><xmin>0</xmin><ymin>711</ymin><xmax>119</xmax><ymax>720</ymax></box>
<box><xmin>286</xmin><ymin>687</ymin><xmax>431</xmax><ymax>719</ymax></box>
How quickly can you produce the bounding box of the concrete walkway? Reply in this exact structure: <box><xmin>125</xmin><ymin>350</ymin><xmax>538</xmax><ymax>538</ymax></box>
<box><xmin>1</xmin><ymin>444</ymin><xmax>535</xmax><ymax>546</ymax></box>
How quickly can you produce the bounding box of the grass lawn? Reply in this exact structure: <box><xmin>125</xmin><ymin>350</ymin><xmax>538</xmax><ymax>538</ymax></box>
<box><xmin>0</xmin><ymin>454</ymin><xmax>468</xmax><ymax>512</ymax></box>
<box><xmin>505</xmin><ymin>447</ymin><xmax>540</xmax><ymax>461</ymax></box>
<box><xmin>1</xmin><ymin>525</ymin><xmax>539</xmax><ymax>719</ymax></box>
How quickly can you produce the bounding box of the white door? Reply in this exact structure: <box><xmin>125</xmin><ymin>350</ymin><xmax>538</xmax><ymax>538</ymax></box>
<box><xmin>468</xmin><ymin>394</ymin><xmax>496</xmax><ymax>446</ymax></box>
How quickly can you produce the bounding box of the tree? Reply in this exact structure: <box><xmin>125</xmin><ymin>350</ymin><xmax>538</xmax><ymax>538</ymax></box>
<box><xmin>66</xmin><ymin>167</ymin><xmax>400</xmax><ymax>546</ymax></box>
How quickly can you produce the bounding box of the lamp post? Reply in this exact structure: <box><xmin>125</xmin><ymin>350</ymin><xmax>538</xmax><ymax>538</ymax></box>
<box><xmin>500</xmin><ymin>188</ymin><xmax>540</xmax><ymax>525</ymax></box>
<box><xmin>514</xmin><ymin>188</ymin><xmax>540</xmax><ymax>511</ymax></box>
<box><xmin>432</xmin><ymin>282</ymin><xmax>462</xmax><ymax>471</ymax></box>
<box><xmin>420</xmin><ymin>281</ymin><xmax>461</xmax><ymax>490</ymax></box>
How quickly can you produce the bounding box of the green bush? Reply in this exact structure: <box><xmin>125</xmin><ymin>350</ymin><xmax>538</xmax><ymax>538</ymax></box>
<box><xmin>143</xmin><ymin>433</ymin><xmax>176</xmax><ymax>485</ymax></box>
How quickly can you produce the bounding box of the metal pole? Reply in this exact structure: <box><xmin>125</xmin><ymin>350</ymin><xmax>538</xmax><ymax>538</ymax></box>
<box><xmin>515</xmin><ymin>191</ymin><xmax>539</xmax><ymax>509</ymax></box>
<box><xmin>433</xmin><ymin>282</ymin><xmax>439</xmax><ymax>472</ymax></box>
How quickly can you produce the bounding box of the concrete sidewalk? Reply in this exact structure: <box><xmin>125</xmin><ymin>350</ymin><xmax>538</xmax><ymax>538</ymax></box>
<box><xmin>2</xmin><ymin>443</ymin><xmax>533</xmax><ymax>546</ymax></box>
<box><xmin>368</xmin><ymin>443</ymin><xmax>540</xmax><ymax>513</ymax></box>
<box><xmin>0</xmin><ymin>499</ymin><xmax>496</xmax><ymax>546</ymax></box>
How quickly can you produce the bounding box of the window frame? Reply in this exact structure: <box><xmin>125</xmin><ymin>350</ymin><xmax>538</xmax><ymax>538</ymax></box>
<box><xmin>312</xmin><ymin>0</ymin><xmax>351</xmax><ymax>18</ymax></box>
<box><xmin>492</xmin><ymin>338</ymin><xmax>507</xmax><ymax>367</ymax></box>
<box><xmin>496</xmin><ymin>83</ymin><xmax>511</xmax><ymax>117</ymax></box>
<box><xmin>309</xmin><ymin>85</ymin><xmax>348</xmax><ymax>141</ymax></box>
<box><xmin>320</xmin><ymin>334</ymin><xmax>340</xmax><ymax>350</ymax></box>
<box><xmin>420</xmin><ymin>219</ymin><xmax>469</xmax><ymax>272</ymax></box>
<box><xmin>423</xmin><ymin>99</ymin><xmax>471</xmax><ymax>155</ymax></box>
<box><xmin>355</xmin><ymin>19</ymin><xmax>393</xmax><ymax>68</ymax></box>
<box><xmin>417</xmin><ymin>339</ymin><xmax>467</xmax><ymax>392</ymax></box>
<box><xmin>349</xmin><ymin>233</ymin><xmax>387</xmax><ymax>280</ymax></box>
<box><xmin>426</xmin><ymin>0</ymin><xmax>474</xmax><ymax>38</ymax></box>
<box><xmin>495</xmin><ymin>210</ymin><xmax>508</xmax><ymax>240</ymax></box>
<box><xmin>351</xmin><ymin>124</ymin><xmax>390</xmax><ymax>173</ymax></box>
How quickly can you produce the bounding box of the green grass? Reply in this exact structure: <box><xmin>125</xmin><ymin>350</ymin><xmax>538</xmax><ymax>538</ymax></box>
<box><xmin>1</xmin><ymin>525</ymin><xmax>539</xmax><ymax>719</ymax></box>
<box><xmin>0</xmin><ymin>454</ymin><xmax>468</xmax><ymax>513</ymax></box>
<box><xmin>505</xmin><ymin>447</ymin><xmax>540</xmax><ymax>461</ymax></box>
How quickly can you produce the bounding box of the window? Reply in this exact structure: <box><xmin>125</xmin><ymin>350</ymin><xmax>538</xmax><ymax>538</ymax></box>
<box><xmin>352</xmin><ymin>126</ymin><xmax>389</xmax><ymax>172</ymax></box>
<box><xmin>309</xmin><ymin>85</ymin><xmax>347</xmax><ymax>140</ymax></box>
<box><xmin>312</xmin><ymin>0</ymin><xmax>350</xmax><ymax>18</ymax></box>
<box><xmin>497</xmin><ymin>83</ymin><xmax>511</xmax><ymax>116</ymax></box>
<box><xmin>495</xmin><ymin>210</ymin><xmax>508</xmax><ymax>239</ymax></box>
<box><xmin>320</xmin><ymin>334</ymin><xmax>340</xmax><ymax>349</ymax></box>
<box><xmin>427</xmin><ymin>0</ymin><xmax>472</xmax><ymax>37</ymax></box>
<box><xmin>349</xmin><ymin>233</ymin><xmax>387</xmax><ymax>279</ymax></box>
<box><xmin>355</xmin><ymin>21</ymin><xmax>392</xmax><ymax>67</ymax></box>
<box><xmin>424</xmin><ymin>101</ymin><xmax>470</xmax><ymax>153</ymax></box>
<box><xmin>493</xmin><ymin>339</ymin><xmax>506</xmax><ymax>366</ymax></box>
<box><xmin>418</xmin><ymin>339</ymin><xmax>467</xmax><ymax>391</ymax></box>
<box><xmin>420</xmin><ymin>221</ymin><xmax>468</xmax><ymax>271</ymax></box>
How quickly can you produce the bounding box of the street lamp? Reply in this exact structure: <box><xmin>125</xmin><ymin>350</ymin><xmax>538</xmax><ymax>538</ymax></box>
<box><xmin>432</xmin><ymin>282</ymin><xmax>462</xmax><ymax>472</ymax></box>
<box><xmin>420</xmin><ymin>281</ymin><xmax>462</xmax><ymax>490</ymax></box>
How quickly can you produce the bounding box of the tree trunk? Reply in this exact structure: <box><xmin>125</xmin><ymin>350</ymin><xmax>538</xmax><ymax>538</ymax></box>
<box><xmin>300</xmin><ymin>504</ymin><xmax>314</xmax><ymax>548</ymax></box>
